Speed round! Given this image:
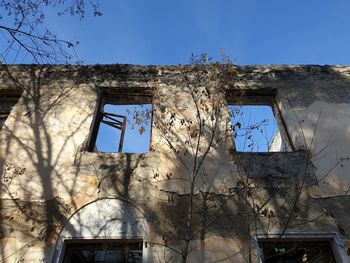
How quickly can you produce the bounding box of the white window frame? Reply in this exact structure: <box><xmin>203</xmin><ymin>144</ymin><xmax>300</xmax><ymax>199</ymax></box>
<box><xmin>51</xmin><ymin>199</ymin><xmax>151</xmax><ymax>263</ymax></box>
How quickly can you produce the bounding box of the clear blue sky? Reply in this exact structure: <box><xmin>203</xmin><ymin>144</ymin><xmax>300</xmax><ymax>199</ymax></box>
<box><xmin>96</xmin><ymin>104</ymin><xmax>152</xmax><ymax>153</ymax></box>
<box><xmin>37</xmin><ymin>0</ymin><xmax>350</xmax><ymax>65</ymax></box>
<box><xmin>229</xmin><ymin>105</ymin><xmax>278</xmax><ymax>152</ymax></box>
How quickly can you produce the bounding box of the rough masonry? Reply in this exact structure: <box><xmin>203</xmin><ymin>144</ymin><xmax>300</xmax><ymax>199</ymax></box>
<box><xmin>0</xmin><ymin>64</ymin><xmax>349</xmax><ymax>262</ymax></box>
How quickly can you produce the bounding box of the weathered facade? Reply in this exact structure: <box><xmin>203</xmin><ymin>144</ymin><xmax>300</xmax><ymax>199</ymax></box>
<box><xmin>0</xmin><ymin>64</ymin><xmax>349</xmax><ymax>262</ymax></box>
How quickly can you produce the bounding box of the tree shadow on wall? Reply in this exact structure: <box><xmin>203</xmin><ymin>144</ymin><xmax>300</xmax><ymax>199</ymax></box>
<box><xmin>130</xmin><ymin>64</ymin><xmax>350</xmax><ymax>262</ymax></box>
<box><xmin>0</xmin><ymin>64</ymin><xmax>349</xmax><ymax>262</ymax></box>
<box><xmin>0</xmin><ymin>65</ymin><xmax>99</xmax><ymax>261</ymax></box>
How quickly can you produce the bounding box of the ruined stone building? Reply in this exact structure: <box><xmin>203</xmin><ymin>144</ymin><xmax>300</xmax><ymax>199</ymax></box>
<box><xmin>0</xmin><ymin>64</ymin><xmax>349</xmax><ymax>262</ymax></box>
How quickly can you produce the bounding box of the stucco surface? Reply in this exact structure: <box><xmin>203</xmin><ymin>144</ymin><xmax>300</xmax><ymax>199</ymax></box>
<box><xmin>0</xmin><ymin>64</ymin><xmax>349</xmax><ymax>262</ymax></box>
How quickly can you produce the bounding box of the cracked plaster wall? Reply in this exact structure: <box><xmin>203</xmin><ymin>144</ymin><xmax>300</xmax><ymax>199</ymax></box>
<box><xmin>0</xmin><ymin>64</ymin><xmax>349</xmax><ymax>262</ymax></box>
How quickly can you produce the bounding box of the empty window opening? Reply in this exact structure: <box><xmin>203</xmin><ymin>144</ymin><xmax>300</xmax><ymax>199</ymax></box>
<box><xmin>63</xmin><ymin>240</ymin><xmax>143</xmax><ymax>263</ymax></box>
<box><xmin>227</xmin><ymin>94</ymin><xmax>292</xmax><ymax>152</ymax></box>
<box><xmin>89</xmin><ymin>95</ymin><xmax>152</xmax><ymax>153</ymax></box>
<box><xmin>0</xmin><ymin>96</ymin><xmax>20</xmax><ymax>130</ymax></box>
<box><xmin>259</xmin><ymin>240</ymin><xmax>336</xmax><ymax>263</ymax></box>
<box><xmin>229</xmin><ymin>105</ymin><xmax>279</xmax><ymax>152</ymax></box>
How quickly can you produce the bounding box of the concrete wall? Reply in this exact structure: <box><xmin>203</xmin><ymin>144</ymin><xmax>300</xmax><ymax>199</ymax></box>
<box><xmin>0</xmin><ymin>64</ymin><xmax>349</xmax><ymax>262</ymax></box>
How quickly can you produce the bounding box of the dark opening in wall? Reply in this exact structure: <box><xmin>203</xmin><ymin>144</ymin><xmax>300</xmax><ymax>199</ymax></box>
<box><xmin>63</xmin><ymin>240</ymin><xmax>143</xmax><ymax>263</ymax></box>
<box><xmin>0</xmin><ymin>95</ymin><xmax>20</xmax><ymax>130</ymax></box>
<box><xmin>259</xmin><ymin>240</ymin><xmax>336</xmax><ymax>263</ymax></box>
<box><xmin>88</xmin><ymin>91</ymin><xmax>152</xmax><ymax>153</ymax></box>
<box><xmin>226</xmin><ymin>93</ymin><xmax>292</xmax><ymax>152</ymax></box>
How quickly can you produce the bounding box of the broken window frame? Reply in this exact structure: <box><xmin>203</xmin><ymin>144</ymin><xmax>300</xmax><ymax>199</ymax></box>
<box><xmin>91</xmin><ymin>110</ymin><xmax>127</xmax><ymax>153</ymax></box>
<box><xmin>62</xmin><ymin>239</ymin><xmax>143</xmax><ymax>263</ymax></box>
<box><xmin>226</xmin><ymin>90</ymin><xmax>294</xmax><ymax>152</ymax></box>
<box><xmin>87</xmin><ymin>89</ymin><xmax>153</xmax><ymax>153</ymax></box>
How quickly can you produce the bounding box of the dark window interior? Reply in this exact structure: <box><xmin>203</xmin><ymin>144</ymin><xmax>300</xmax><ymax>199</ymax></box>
<box><xmin>0</xmin><ymin>96</ymin><xmax>20</xmax><ymax>130</ymax></box>
<box><xmin>88</xmin><ymin>93</ymin><xmax>152</xmax><ymax>153</ymax></box>
<box><xmin>63</xmin><ymin>240</ymin><xmax>143</xmax><ymax>263</ymax></box>
<box><xmin>260</xmin><ymin>240</ymin><xmax>336</xmax><ymax>263</ymax></box>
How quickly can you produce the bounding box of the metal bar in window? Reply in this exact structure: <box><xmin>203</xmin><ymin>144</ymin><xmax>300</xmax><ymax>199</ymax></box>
<box><xmin>118</xmin><ymin>117</ymin><xmax>127</xmax><ymax>152</ymax></box>
<box><xmin>103</xmin><ymin>112</ymin><xmax>127</xmax><ymax>119</ymax></box>
<box><xmin>100</xmin><ymin>112</ymin><xmax>127</xmax><ymax>152</ymax></box>
<box><xmin>101</xmin><ymin>120</ymin><xmax>123</xmax><ymax>129</ymax></box>
<box><xmin>103</xmin><ymin>115</ymin><xmax>123</xmax><ymax>125</ymax></box>
<box><xmin>102</xmin><ymin>117</ymin><xmax>123</xmax><ymax>126</ymax></box>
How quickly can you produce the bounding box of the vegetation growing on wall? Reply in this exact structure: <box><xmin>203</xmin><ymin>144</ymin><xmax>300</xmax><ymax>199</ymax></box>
<box><xmin>0</xmin><ymin>62</ymin><xmax>349</xmax><ymax>262</ymax></box>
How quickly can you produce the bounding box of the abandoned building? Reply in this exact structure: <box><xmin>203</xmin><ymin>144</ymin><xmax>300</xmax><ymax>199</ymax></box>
<box><xmin>0</xmin><ymin>64</ymin><xmax>349</xmax><ymax>262</ymax></box>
